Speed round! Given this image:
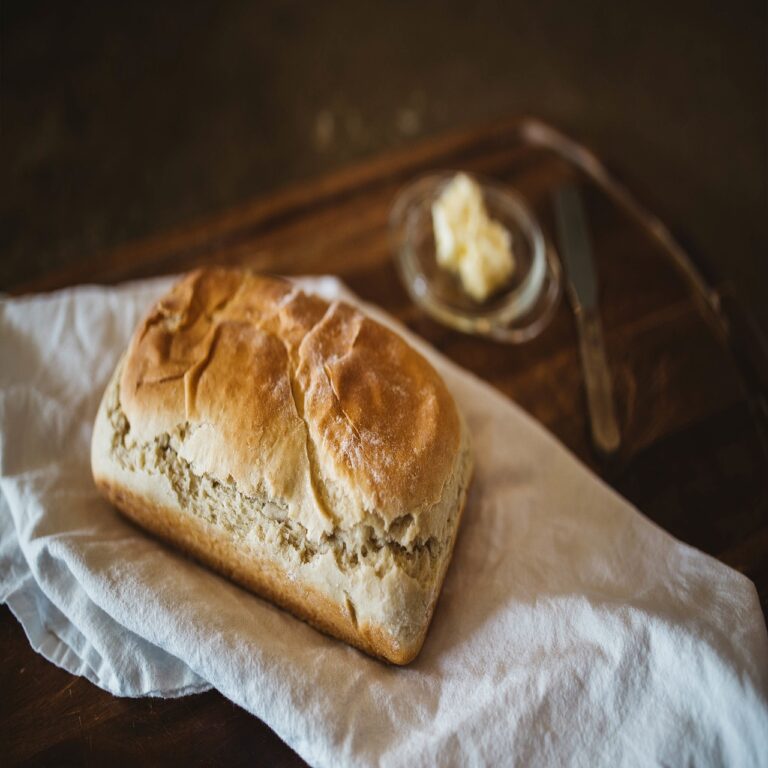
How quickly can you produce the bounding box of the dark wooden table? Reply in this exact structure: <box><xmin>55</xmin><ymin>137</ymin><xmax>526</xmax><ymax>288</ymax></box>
<box><xmin>4</xmin><ymin>119</ymin><xmax>767</xmax><ymax>766</ymax></box>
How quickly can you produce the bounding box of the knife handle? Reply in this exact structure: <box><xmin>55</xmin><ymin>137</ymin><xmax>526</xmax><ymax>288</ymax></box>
<box><xmin>574</xmin><ymin>306</ymin><xmax>621</xmax><ymax>455</ymax></box>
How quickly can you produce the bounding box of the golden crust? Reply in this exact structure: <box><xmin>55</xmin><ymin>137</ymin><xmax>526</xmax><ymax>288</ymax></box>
<box><xmin>119</xmin><ymin>268</ymin><xmax>462</xmax><ymax>537</ymax></box>
<box><xmin>94</xmin><ymin>268</ymin><xmax>472</xmax><ymax>664</ymax></box>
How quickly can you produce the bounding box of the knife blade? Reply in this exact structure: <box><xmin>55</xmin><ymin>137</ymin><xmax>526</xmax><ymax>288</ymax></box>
<box><xmin>554</xmin><ymin>182</ymin><xmax>621</xmax><ymax>455</ymax></box>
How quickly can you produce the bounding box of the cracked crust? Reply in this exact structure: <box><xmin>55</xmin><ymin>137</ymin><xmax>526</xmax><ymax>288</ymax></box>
<box><xmin>92</xmin><ymin>268</ymin><xmax>473</xmax><ymax>663</ymax></box>
<box><xmin>119</xmin><ymin>268</ymin><xmax>462</xmax><ymax>544</ymax></box>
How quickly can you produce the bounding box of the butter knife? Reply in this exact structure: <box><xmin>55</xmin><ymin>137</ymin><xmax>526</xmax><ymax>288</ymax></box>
<box><xmin>554</xmin><ymin>182</ymin><xmax>621</xmax><ymax>455</ymax></box>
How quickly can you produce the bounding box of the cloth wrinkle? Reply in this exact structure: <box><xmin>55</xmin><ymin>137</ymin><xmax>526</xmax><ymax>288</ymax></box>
<box><xmin>0</xmin><ymin>276</ymin><xmax>766</xmax><ymax>768</ymax></box>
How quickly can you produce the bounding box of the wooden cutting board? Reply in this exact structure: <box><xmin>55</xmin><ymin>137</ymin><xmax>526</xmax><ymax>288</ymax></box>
<box><xmin>4</xmin><ymin>117</ymin><xmax>767</xmax><ymax>766</ymax></box>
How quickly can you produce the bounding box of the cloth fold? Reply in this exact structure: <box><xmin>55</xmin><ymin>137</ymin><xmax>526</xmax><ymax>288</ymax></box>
<box><xmin>1</xmin><ymin>277</ymin><xmax>767</xmax><ymax>767</ymax></box>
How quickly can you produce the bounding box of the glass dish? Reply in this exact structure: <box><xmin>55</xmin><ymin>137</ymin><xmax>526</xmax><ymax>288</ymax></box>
<box><xmin>390</xmin><ymin>172</ymin><xmax>562</xmax><ymax>343</ymax></box>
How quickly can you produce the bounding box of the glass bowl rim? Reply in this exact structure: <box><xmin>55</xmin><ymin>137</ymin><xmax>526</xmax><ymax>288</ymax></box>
<box><xmin>390</xmin><ymin>171</ymin><xmax>560</xmax><ymax>341</ymax></box>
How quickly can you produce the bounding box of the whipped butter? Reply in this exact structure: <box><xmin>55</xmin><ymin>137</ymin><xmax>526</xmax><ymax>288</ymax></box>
<box><xmin>431</xmin><ymin>173</ymin><xmax>515</xmax><ymax>302</ymax></box>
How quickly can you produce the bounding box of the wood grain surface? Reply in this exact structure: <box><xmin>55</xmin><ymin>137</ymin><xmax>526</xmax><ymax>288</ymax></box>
<box><xmin>4</xmin><ymin>118</ymin><xmax>767</xmax><ymax>766</ymax></box>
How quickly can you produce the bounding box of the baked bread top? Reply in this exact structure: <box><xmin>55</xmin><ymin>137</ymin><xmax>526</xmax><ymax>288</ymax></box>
<box><xmin>119</xmin><ymin>268</ymin><xmax>462</xmax><ymax>548</ymax></box>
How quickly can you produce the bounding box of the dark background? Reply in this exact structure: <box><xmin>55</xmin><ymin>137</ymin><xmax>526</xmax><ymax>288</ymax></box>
<box><xmin>2</xmin><ymin>0</ymin><xmax>766</xmax><ymax>331</ymax></box>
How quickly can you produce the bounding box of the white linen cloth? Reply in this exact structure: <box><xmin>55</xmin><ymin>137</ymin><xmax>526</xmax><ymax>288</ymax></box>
<box><xmin>1</xmin><ymin>276</ymin><xmax>767</xmax><ymax>767</ymax></box>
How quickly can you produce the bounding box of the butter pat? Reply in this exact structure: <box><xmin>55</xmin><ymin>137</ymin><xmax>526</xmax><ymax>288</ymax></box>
<box><xmin>432</xmin><ymin>173</ymin><xmax>515</xmax><ymax>301</ymax></box>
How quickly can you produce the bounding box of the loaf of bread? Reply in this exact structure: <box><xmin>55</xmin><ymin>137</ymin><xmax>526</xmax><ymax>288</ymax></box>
<box><xmin>91</xmin><ymin>268</ymin><xmax>472</xmax><ymax>664</ymax></box>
